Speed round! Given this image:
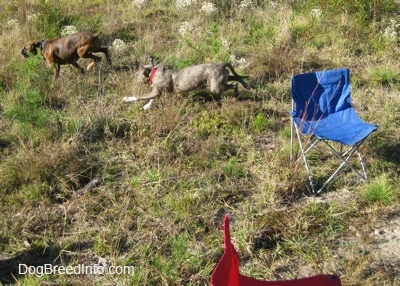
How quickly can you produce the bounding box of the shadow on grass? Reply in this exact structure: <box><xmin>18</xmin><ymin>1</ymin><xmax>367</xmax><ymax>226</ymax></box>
<box><xmin>184</xmin><ymin>86</ymin><xmax>265</xmax><ymax>104</ymax></box>
<box><xmin>0</xmin><ymin>246</ymin><xmax>61</xmax><ymax>285</ymax></box>
<box><xmin>376</xmin><ymin>142</ymin><xmax>400</xmax><ymax>166</ymax></box>
<box><xmin>0</xmin><ymin>241</ymin><xmax>94</xmax><ymax>285</ymax></box>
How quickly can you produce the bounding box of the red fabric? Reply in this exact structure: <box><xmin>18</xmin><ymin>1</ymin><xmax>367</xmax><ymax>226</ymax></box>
<box><xmin>148</xmin><ymin>67</ymin><xmax>158</xmax><ymax>85</ymax></box>
<box><xmin>211</xmin><ymin>215</ymin><xmax>240</xmax><ymax>286</ymax></box>
<box><xmin>210</xmin><ymin>216</ymin><xmax>342</xmax><ymax>286</ymax></box>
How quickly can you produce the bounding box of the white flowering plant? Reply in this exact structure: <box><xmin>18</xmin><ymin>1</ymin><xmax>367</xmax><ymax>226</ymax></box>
<box><xmin>112</xmin><ymin>39</ymin><xmax>129</xmax><ymax>56</ymax></box>
<box><xmin>178</xmin><ymin>21</ymin><xmax>194</xmax><ymax>37</ymax></box>
<box><xmin>175</xmin><ymin>0</ymin><xmax>195</xmax><ymax>9</ymax></box>
<box><xmin>382</xmin><ymin>19</ymin><xmax>400</xmax><ymax>43</ymax></box>
<box><xmin>200</xmin><ymin>2</ymin><xmax>218</xmax><ymax>15</ymax></box>
<box><xmin>132</xmin><ymin>0</ymin><xmax>147</xmax><ymax>8</ymax></box>
<box><xmin>6</xmin><ymin>19</ymin><xmax>19</xmax><ymax>29</ymax></box>
<box><xmin>61</xmin><ymin>25</ymin><xmax>78</xmax><ymax>37</ymax></box>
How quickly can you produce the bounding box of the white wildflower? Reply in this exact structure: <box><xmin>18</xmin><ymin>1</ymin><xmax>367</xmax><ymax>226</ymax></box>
<box><xmin>229</xmin><ymin>55</ymin><xmax>249</xmax><ymax>69</ymax></box>
<box><xmin>200</xmin><ymin>2</ymin><xmax>218</xmax><ymax>15</ymax></box>
<box><xmin>27</xmin><ymin>13</ymin><xmax>38</xmax><ymax>22</ymax></box>
<box><xmin>221</xmin><ymin>38</ymin><xmax>231</xmax><ymax>49</ymax></box>
<box><xmin>132</xmin><ymin>0</ymin><xmax>147</xmax><ymax>8</ymax></box>
<box><xmin>382</xmin><ymin>19</ymin><xmax>400</xmax><ymax>42</ymax></box>
<box><xmin>112</xmin><ymin>39</ymin><xmax>128</xmax><ymax>55</ymax></box>
<box><xmin>175</xmin><ymin>0</ymin><xmax>194</xmax><ymax>9</ymax></box>
<box><xmin>61</xmin><ymin>25</ymin><xmax>78</xmax><ymax>37</ymax></box>
<box><xmin>239</xmin><ymin>0</ymin><xmax>253</xmax><ymax>9</ymax></box>
<box><xmin>178</xmin><ymin>21</ymin><xmax>194</xmax><ymax>37</ymax></box>
<box><xmin>311</xmin><ymin>8</ymin><xmax>322</xmax><ymax>19</ymax></box>
<box><xmin>268</xmin><ymin>1</ymin><xmax>278</xmax><ymax>9</ymax></box>
<box><xmin>6</xmin><ymin>19</ymin><xmax>19</xmax><ymax>29</ymax></box>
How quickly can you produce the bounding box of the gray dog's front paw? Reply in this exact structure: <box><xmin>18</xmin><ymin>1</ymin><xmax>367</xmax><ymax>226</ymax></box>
<box><xmin>123</xmin><ymin>96</ymin><xmax>138</xmax><ymax>102</ymax></box>
<box><xmin>142</xmin><ymin>99</ymin><xmax>154</xmax><ymax>110</ymax></box>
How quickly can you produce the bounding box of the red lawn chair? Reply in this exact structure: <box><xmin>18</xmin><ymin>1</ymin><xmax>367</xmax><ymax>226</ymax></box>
<box><xmin>210</xmin><ymin>216</ymin><xmax>342</xmax><ymax>286</ymax></box>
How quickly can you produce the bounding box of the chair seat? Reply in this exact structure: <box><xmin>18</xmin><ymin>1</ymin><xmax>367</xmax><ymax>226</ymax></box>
<box><xmin>292</xmin><ymin>108</ymin><xmax>377</xmax><ymax>146</ymax></box>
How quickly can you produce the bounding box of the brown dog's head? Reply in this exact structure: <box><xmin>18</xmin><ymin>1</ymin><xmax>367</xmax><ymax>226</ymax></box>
<box><xmin>21</xmin><ymin>41</ymin><xmax>42</xmax><ymax>58</ymax></box>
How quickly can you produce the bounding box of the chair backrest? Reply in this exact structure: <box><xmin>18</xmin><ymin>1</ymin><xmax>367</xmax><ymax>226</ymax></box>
<box><xmin>291</xmin><ymin>68</ymin><xmax>352</xmax><ymax>122</ymax></box>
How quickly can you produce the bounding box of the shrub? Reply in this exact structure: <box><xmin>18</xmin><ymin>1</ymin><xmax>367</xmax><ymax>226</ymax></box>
<box><xmin>34</xmin><ymin>2</ymin><xmax>102</xmax><ymax>39</ymax></box>
<box><xmin>35</xmin><ymin>2</ymin><xmax>73</xmax><ymax>38</ymax></box>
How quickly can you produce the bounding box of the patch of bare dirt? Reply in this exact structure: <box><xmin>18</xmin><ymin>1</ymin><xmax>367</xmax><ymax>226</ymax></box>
<box><xmin>306</xmin><ymin>188</ymin><xmax>400</xmax><ymax>282</ymax></box>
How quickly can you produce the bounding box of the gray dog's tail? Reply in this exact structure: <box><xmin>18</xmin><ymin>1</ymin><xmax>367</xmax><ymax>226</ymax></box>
<box><xmin>225</xmin><ymin>63</ymin><xmax>250</xmax><ymax>89</ymax></box>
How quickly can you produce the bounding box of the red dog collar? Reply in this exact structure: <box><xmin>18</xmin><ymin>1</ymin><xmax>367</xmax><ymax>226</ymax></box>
<box><xmin>148</xmin><ymin>68</ymin><xmax>158</xmax><ymax>85</ymax></box>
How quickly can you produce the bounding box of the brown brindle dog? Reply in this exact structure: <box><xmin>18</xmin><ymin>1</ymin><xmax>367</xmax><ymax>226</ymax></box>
<box><xmin>21</xmin><ymin>31</ymin><xmax>111</xmax><ymax>78</ymax></box>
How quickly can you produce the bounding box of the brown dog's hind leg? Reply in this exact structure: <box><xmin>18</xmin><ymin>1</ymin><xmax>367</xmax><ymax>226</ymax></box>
<box><xmin>99</xmin><ymin>47</ymin><xmax>111</xmax><ymax>63</ymax></box>
<box><xmin>85</xmin><ymin>53</ymin><xmax>102</xmax><ymax>62</ymax></box>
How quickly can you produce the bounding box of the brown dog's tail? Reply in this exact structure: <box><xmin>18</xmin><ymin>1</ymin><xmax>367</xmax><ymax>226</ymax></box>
<box><xmin>225</xmin><ymin>63</ymin><xmax>250</xmax><ymax>90</ymax></box>
<box><xmin>93</xmin><ymin>31</ymin><xmax>102</xmax><ymax>38</ymax></box>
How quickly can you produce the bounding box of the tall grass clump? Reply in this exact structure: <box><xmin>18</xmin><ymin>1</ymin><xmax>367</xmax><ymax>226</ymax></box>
<box><xmin>301</xmin><ymin>0</ymin><xmax>395</xmax><ymax>23</ymax></box>
<box><xmin>362</xmin><ymin>174</ymin><xmax>396</xmax><ymax>206</ymax></box>
<box><xmin>3</xmin><ymin>56</ymin><xmax>58</xmax><ymax>139</ymax></box>
<box><xmin>252</xmin><ymin>112</ymin><xmax>271</xmax><ymax>134</ymax></box>
<box><xmin>368</xmin><ymin>66</ymin><xmax>399</xmax><ymax>88</ymax></box>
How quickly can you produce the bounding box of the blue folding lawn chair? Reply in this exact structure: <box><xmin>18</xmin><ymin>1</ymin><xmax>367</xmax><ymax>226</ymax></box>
<box><xmin>290</xmin><ymin>68</ymin><xmax>378</xmax><ymax>194</ymax></box>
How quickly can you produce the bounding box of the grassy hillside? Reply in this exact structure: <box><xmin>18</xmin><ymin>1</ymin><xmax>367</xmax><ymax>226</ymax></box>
<box><xmin>0</xmin><ymin>0</ymin><xmax>400</xmax><ymax>285</ymax></box>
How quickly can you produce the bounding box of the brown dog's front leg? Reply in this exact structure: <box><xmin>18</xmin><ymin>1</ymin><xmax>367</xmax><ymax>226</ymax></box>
<box><xmin>85</xmin><ymin>52</ymin><xmax>106</xmax><ymax>70</ymax></box>
<box><xmin>71</xmin><ymin>62</ymin><xmax>85</xmax><ymax>74</ymax></box>
<box><xmin>54</xmin><ymin>64</ymin><xmax>61</xmax><ymax>79</ymax></box>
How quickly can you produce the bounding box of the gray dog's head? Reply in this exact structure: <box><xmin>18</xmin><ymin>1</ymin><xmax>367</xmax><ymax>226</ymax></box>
<box><xmin>136</xmin><ymin>56</ymin><xmax>158</xmax><ymax>84</ymax></box>
<box><xmin>136</xmin><ymin>64</ymin><xmax>153</xmax><ymax>84</ymax></box>
<box><xmin>21</xmin><ymin>41</ymin><xmax>42</xmax><ymax>58</ymax></box>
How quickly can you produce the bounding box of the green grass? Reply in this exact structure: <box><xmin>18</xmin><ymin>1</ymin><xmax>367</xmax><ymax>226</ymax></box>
<box><xmin>362</xmin><ymin>174</ymin><xmax>396</xmax><ymax>206</ymax></box>
<box><xmin>0</xmin><ymin>0</ymin><xmax>400</xmax><ymax>285</ymax></box>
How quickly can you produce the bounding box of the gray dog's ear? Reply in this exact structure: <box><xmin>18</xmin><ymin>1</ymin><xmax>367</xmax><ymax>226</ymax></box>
<box><xmin>142</xmin><ymin>65</ymin><xmax>152</xmax><ymax>77</ymax></box>
<box><xmin>148</xmin><ymin>55</ymin><xmax>156</xmax><ymax>66</ymax></box>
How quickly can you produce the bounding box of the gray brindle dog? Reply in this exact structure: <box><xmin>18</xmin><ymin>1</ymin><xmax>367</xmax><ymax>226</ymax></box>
<box><xmin>123</xmin><ymin>61</ymin><xmax>250</xmax><ymax>109</ymax></box>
